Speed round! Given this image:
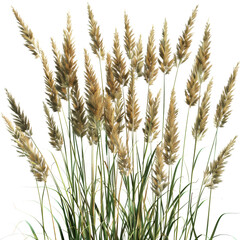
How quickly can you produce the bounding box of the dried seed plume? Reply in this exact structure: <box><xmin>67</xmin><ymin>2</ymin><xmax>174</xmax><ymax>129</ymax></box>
<box><xmin>144</xmin><ymin>27</ymin><xmax>158</xmax><ymax>85</ymax></box>
<box><xmin>5</xmin><ymin>89</ymin><xmax>32</xmax><ymax>136</ymax></box>
<box><xmin>192</xmin><ymin>79</ymin><xmax>213</xmax><ymax>140</ymax></box>
<box><xmin>204</xmin><ymin>136</ymin><xmax>237</xmax><ymax>189</ymax></box>
<box><xmin>112</xmin><ymin>29</ymin><xmax>129</xmax><ymax>86</ymax></box>
<box><xmin>126</xmin><ymin>72</ymin><xmax>142</xmax><ymax>132</ymax></box>
<box><xmin>43</xmin><ymin>103</ymin><xmax>63</xmax><ymax>151</ymax></box>
<box><xmin>151</xmin><ymin>145</ymin><xmax>168</xmax><ymax>196</ymax></box>
<box><xmin>84</xmin><ymin>49</ymin><xmax>103</xmax><ymax>145</ymax></box>
<box><xmin>214</xmin><ymin>63</ymin><xmax>239</xmax><ymax>128</ymax></box>
<box><xmin>175</xmin><ymin>5</ymin><xmax>198</xmax><ymax>64</ymax></box>
<box><xmin>124</xmin><ymin>12</ymin><xmax>135</xmax><ymax>59</ymax></box>
<box><xmin>12</xmin><ymin>8</ymin><xmax>40</xmax><ymax>58</ymax></box>
<box><xmin>3</xmin><ymin>115</ymin><xmax>49</xmax><ymax>182</ymax></box>
<box><xmin>163</xmin><ymin>90</ymin><xmax>180</xmax><ymax>165</ymax></box>
<box><xmin>88</xmin><ymin>4</ymin><xmax>105</xmax><ymax>59</ymax></box>
<box><xmin>143</xmin><ymin>90</ymin><xmax>161</xmax><ymax>142</ymax></box>
<box><xmin>159</xmin><ymin>19</ymin><xmax>174</xmax><ymax>74</ymax></box>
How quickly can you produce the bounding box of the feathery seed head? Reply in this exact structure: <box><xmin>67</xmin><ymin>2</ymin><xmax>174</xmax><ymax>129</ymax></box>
<box><xmin>163</xmin><ymin>89</ymin><xmax>180</xmax><ymax>165</ymax></box>
<box><xmin>12</xmin><ymin>8</ymin><xmax>40</xmax><ymax>58</ymax></box>
<box><xmin>124</xmin><ymin>12</ymin><xmax>136</xmax><ymax>59</ymax></box>
<box><xmin>159</xmin><ymin>19</ymin><xmax>174</xmax><ymax>74</ymax></box>
<box><xmin>88</xmin><ymin>4</ymin><xmax>105</xmax><ymax>59</ymax></box>
<box><xmin>84</xmin><ymin>49</ymin><xmax>103</xmax><ymax>145</ymax></box>
<box><xmin>214</xmin><ymin>63</ymin><xmax>239</xmax><ymax>128</ymax></box>
<box><xmin>112</xmin><ymin>29</ymin><xmax>129</xmax><ymax>86</ymax></box>
<box><xmin>3</xmin><ymin>115</ymin><xmax>49</xmax><ymax>182</ymax></box>
<box><xmin>192</xmin><ymin>79</ymin><xmax>213</xmax><ymax>140</ymax></box>
<box><xmin>144</xmin><ymin>27</ymin><xmax>158</xmax><ymax>85</ymax></box>
<box><xmin>151</xmin><ymin>145</ymin><xmax>169</xmax><ymax>196</ymax></box>
<box><xmin>105</xmin><ymin>53</ymin><xmax>121</xmax><ymax>101</ymax></box>
<box><xmin>175</xmin><ymin>5</ymin><xmax>198</xmax><ymax>64</ymax></box>
<box><xmin>71</xmin><ymin>80</ymin><xmax>87</xmax><ymax>138</ymax></box>
<box><xmin>131</xmin><ymin>35</ymin><xmax>144</xmax><ymax>77</ymax></box>
<box><xmin>126</xmin><ymin>72</ymin><xmax>142</xmax><ymax>132</ymax></box>
<box><xmin>41</xmin><ymin>51</ymin><xmax>61</xmax><ymax>112</ymax></box>
<box><xmin>43</xmin><ymin>103</ymin><xmax>63</xmax><ymax>151</ymax></box>
<box><xmin>143</xmin><ymin>90</ymin><xmax>161</xmax><ymax>142</ymax></box>
<box><xmin>185</xmin><ymin>66</ymin><xmax>200</xmax><ymax>106</ymax></box>
<box><xmin>204</xmin><ymin>136</ymin><xmax>237</xmax><ymax>189</ymax></box>
<box><xmin>6</xmin><ymin>89</ymin><xmax>32</xmax><ymax>136</ymax></box>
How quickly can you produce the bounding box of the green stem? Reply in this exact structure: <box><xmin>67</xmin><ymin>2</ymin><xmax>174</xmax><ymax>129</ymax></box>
<box><xmin>173</xmin><ymin>61</ymin><xmax>181</xmax><ymax>90</ymax></box>
<box><xmin>205</xmin><ymin>189</ymin><xmax>212</xmax><ymax>240</ymax></box>
<box><xmin>175</xmin><ymin>106</ymin><xmax>190</xmax><ymax>239</ymax></box>
<box><xmin>189</xmin><ymin>128</ymin><xmax>218</xmax><ymax>239</ymax></box>
<box><xmin>45</xmin><ymin>183</ymin><xmax>57</xmax><ymax>240</ymax></box>
<box><xmin>36</xmin><ymin>182</ymin><xmax>46</xmax><ymax>240</ymax></box>
<box><xmin>162</xmin><ymin>73</ymin><xmax>166</xmax><ymax>140</ymax></box>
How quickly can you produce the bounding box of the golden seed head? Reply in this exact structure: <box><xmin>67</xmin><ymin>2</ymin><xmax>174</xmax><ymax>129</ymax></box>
<box><xmin>112</xmin><ymin>30</ymin><xmax>129</xmax><ymax>86</ymax></box>
<box><xmin>204</xmin><ymin>136</ymin><xmax>237</xmax><ymax>189</ymax></box>
<box><xmin>214</xmin><ymin>63</ymin><xmax>239</xmax><ymax>128</ymax></box>
<box><xmin>151</xmin><ymin>145</ymin><xmax>169</xmax><ymax>196</ymax></box>
<box><xmin>124</xmin><ymin>12</ymin><xmax>136</xmax><ymax>59</ymax></box>
<box><xmin>192</xmin><ymin>79</ymin><xmax>213</xmax><ymax>140</ymax></box>
<box><xmin>87</xmin><ymin>4</ymin><xmax>105</xmax><ymax>59</ymax></box>
<box><xmin>143</xmin><ymin>90</ymin><xmax>161</xmax><ymax>143</ymax></box>
<box><xmin>175</xmin><ymin>5</ymin><xmax>198</xmax><ymax>64</ymax></box>
<box><xmin>159</xmin><ymin>19</ymin><xmax>174</xmax><ymax>74</ymax></box>
<box><xmin>126</xmin><ymin>72</ymin><xmax>142</xmax><ymax>132</ymax></box>
<box><xmin>144</xmin><ymin>27</ymin><xmax>158</xmax><ymax>85</ymax></box>
<box><xmin>163</xmin><ymin>90</ymin><xmax>180</xmax><ymax>165</ymax></box>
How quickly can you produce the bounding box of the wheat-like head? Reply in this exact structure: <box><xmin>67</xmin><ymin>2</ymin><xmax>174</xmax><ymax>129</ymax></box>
<box><xmin>3</xmin><ymin>115</ymin><xmax>49</xmax><ymax>182</ymax></box>
<box><xmin>5</xmin><ymin>89</ymin><xmax>32</xmax><ymax>136</ymax></box>
<box><xmin>126</xmin><ymin>71</ymin><xmax>142</xmax><ymax>132</ymax></box>
<box><xmin>185</xmin><ymin>66</ymin><xmax>200</xmax><ymax>107</ymax></box>
<box><xmin>41</xmin><ymin>51</ymin><xmax>61</xmax><ymax>112</ymax></box>
<box><xmin>214</xmin><ymin>63</ymin><xmax>239</xmax><ymax>128</ymax></box>
<box><xmin>175</xmin><ymin>5</ymin><xmax>198</xmax><ymax>64</ymax></box>
<box><xmin>62</xmin><ymin>13</ymin><xmax>78</xmax><ymax>88</ymax></box>
<box><xmin>43</xmin><ymin>103</ymin><xmax>63</xmax><ymax>151</ymax></box>
<box><xmin>159</xmin><ymin>19</ymin><xmax>174</xmax><ymax>74</ymax></box>
<box><xmin>204</xmin><ymin>136</ymin><xmax>237</xmax><ymax>189</ymax></box>
<box><xmin>71</xmin><ymin>80</ymin><xmax>87</xmax><ymax>138</ymax></box>
<box><xmin>195</xmin><ymin>22</ymin><xmax>211</xmax><ymax>83</ymax></box>
<box><xmin>163</xmin><ymin>89</ymin><xmax>180</xmax><ymax>165</ymax></box>
<box><xmin>112</xmin><ymin>29</ymin><xmax>129</xmax><ymax>86</ymax></box>
<box><xmin>151</xmin><ymin>145</ymin><xmax>169</xmax><ymax>196</ymax></box>
<box><xmin>143</xmin><ymin>90</ymin><xmax>161</xmax><ymax>143</ymax></box>
<box><xmin>87</xmin><ymin>4</ymin><xmax>105</xmax><ymax>59</ymax></box>
<box><xmin>144</xmin><ymin>27</ymin><xmax>158</xmax><ymax>85</ymax></box>
<box><xmin>12</xmin><ymin>8</ymin><xmax>40</xmax><ymax>58</ymax></box>
<box><xmin>51</xmin><ymin>39</ymin><xmax>67</xmax><ymax>100</ymax></box>
<box><xmin>131</xmin><ymin>35</ymin><xmax>144</xmax><ymax>77</ymax></box>
<box><xmin>192</xmin><ymin>79</ymin><xmax>213</xmax><ymax>140</ymax></box>
<box><xmin>84</xmin><ymin>49</ymin><xmax>103</xmax><ymax>145</ymax></box>
<box><xmin>124</xmin><ymin>12</ymin><xmax>135</xmax><ymax>59</ymax></box>
<box><xmin>105</xmin><ymin>53</ymin><xmax>121</xmax><ymax>101</ymax></box>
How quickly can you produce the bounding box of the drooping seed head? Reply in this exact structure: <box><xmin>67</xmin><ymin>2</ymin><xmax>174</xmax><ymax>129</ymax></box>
<box><xmin>204</xmin><ymin>136</ymin><xmax>237</xmax><ymax>189</ymax></box>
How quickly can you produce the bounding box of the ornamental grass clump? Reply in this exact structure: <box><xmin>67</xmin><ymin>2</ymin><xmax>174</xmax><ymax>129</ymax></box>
<box><xmin>3</xmin><ymin>5</ymin><xmax>239</xmax><ymax>240</ymax></box>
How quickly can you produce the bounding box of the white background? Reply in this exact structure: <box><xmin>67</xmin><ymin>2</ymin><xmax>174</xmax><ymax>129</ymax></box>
<box><xmin>1</xmin><ymin>0</ymin><xmax>240</xmax><ymax>239</ymax></box>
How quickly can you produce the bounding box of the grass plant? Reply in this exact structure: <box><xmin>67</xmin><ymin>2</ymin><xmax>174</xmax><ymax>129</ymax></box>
<box><xmin>3</xmin><ymin>5</ymin><xmax>239</xmax><ymax>240</ymax></box>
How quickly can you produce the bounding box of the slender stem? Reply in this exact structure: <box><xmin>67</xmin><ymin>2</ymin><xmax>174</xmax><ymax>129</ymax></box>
<box><xmin>45</xmin><ymin>183</ymin><xmax>57</xmax><ymax>240</ymax></box>
<box><xmin>36</xmin><ymin>182</ymin><xmax>46</xmax><ymax>240</ymax></box>
<box><xmin>162</xmin><ymin>73</ymin><xmax>166</xmax><ymax>140</ymax></box>
<box><xmin>173</xmin><ymin>62</ymin><xmax>181</xmax><ymax>90</ymax></box>
<box><xmin>205</xmin><ymin>188</ymin><xmax>212</xmax><ymax>240</ymax></box>
<box><xmin>98</xmin><ymin>57</ymin><xmax>104</xmax><ymax>98</ymax></box>
<box><xmin>175</xmin><ymin>106</ymin><xmax>190</xmax><ymax>239</ymax></box>
<box><xmin>189</xmin><ymin>128</ymin><xmax>218</xmax><ymax>238</ymax></box>
<box><xmin>90</xmin><ymin>143</ymin><xmax>95</xmax><ymax>238</ymax></box>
